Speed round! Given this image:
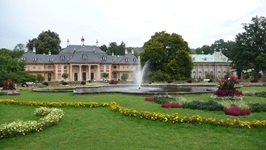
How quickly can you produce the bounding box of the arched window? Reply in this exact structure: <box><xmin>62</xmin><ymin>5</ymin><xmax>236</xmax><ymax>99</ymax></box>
<box><xmin>133</xmin><ymin>58</ymin><xmax>136</xmax><ymax>62</ymax></box>
<box><xmin>60</xmin><ymin>55</ymin><xmax>65</xmax><ymax>60</ymax></box>
<box><xmin>22</xmin><ymin>57</ymin><xmax>27</xmax><ymax>61</ymax></box>
<box><xmin>48</xmin><ymin>58</ymin><xmax>53</xmax><ymax>62</ymax></box>
<box><xmin>125</xmin><ymin>58</ymin><xmax>129</xmax><ymax>62</ymax></box>
<box><xmin>102</xmin><ymin>56</ymin><xmax>106</xmax><ymax>61</ymax></box>
<box><xmin>33</xmin><ymin>57</ymin><xmax>37</xmax><ymax>62</ymax></box>
<box><xmin>82</xmin><ymin>55</ymin><xmax>88</xmax><ymax>60</ymax></box>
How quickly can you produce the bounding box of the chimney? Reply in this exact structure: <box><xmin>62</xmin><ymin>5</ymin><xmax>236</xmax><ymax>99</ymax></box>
<box><xmin>33</xmin><ymin>46</ymin><xmax>36</xmax><ymax>53</ymax></box>
<box><xmin>96</xmin><ymin>40</ymin><xmax>98</xmax><ymax>47</ymax></box>
<box><xmin>25</xmin><ymin>47</ymin><xmax>28</xmax><ymax>53</ymax></box>
<box><xmin>112</xmin><ymin>52</ymin><xmax>114</xmax><ymax>56</ymax></box>
<box><xmin>81</xmin><ymin>36</ymin><xmax>85</xmax><ymax>46</ymax></box>
<box><xmin>125</xmin><ymin>49</ymin><xmax>128</xmax><ymax>54</ymax></box>
<box><xmin>132</xmin><ymin>50</ymin><xmax>134</xmax><ymax>54</ymax></box>
<box><xmin>49</xmin><ymin>51</ymin><xmax>51</xmax><ymax>55</ymax></box>
<box><xmin>67</xmin><ymin>38</ymin><xmax>70</xmax><ymax>46</ymax></box>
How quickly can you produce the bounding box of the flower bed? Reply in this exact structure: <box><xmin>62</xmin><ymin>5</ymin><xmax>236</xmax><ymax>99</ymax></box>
<box><xmin>224</xmin><ymin>104</ymin><xmax>251</xmax><ymax>116</ymax></box>
<box><xmin>145</xmin><ymin>97</ymin><xmax>154</xmax><ymax>101</ymax></box>
<box><xmin>1</xmin><ymin>99</ymin><xmax>266</xmax><ymax>129</ymax></box>
<box><xmin>161</xmin><ymin>102</ymin><xmax>180</xmax><ymax>108</ymax></box>
<box><xmin>181</xmin><ymin>100</ymin><xmax>224</xmax><ymax>111</ymax></box>
<box><xmin>0</xmin><ymin>107</ymin><xmax>64</xmax><ymax>138</ymax></box>
<box><xmin>213</xmin><ymin>75</ymin><xmax>243</xmax><ymax>99</ymax></box>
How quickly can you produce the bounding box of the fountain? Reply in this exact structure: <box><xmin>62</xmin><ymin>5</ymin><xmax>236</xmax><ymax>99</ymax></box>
<box><xmin>135</xmin><ymin>61</ymin><xmax>149</xmax><ymax>89</ymax></box>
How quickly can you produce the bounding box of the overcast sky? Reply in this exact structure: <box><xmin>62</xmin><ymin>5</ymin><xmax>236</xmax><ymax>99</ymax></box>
<box><xmin>0</xmin><ymin>0</ymin><xmax>265</xmax><ymax>50</ymax></box>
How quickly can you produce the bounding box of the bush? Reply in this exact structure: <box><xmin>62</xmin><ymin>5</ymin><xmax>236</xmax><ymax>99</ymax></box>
<box><xmin>161</xmin><ymin>102</ymin><xmax>180</xmax><ymax>108</ymax></box>
<box><xmin>81</xmin><ymin>81</ymin><xmax>86</xmax><ymax>85</ymax></box>
<box><xmin>145</xmin><ymin>97</ymin><xmax>154</xmax><ymax>101</ymax></box>
<box><xmin>250</xmin><ymin>78</ymin><xmax>258</xmax><ymax>83</ymax></box>
<box><xmin>42</xmin><ymin>82</ymin><xmax>48</xmax><ymax>86</ymax></box>
<box><xmin>62</xmin><ymin>82</ymin><xmax>68</xmax><ymax>85</ymax></box>
<box><xmin>109</xmin><ymin>80</ymin><xmax>118</xmax><ymax>84</ymax></box>
<box><xmin>168</xmin><ymin>80</ymin><xmax>173</xmax><ymax>84</ymax></box>
<box><xmin>181</xmin><ymin>100</ymin><xmax>224</xmax><ymax>111</ymax></box>
<box><xmin>223</xmin><ymin>104</ymin><xmax>251</xmax><ymax>116</ymax></box>
<box><xmin>248</xmin><ymin>103</ymin><xmax>266</xmax><ymax>112</ymax></box>
<box><xmin>213</xmin><ymin>89</ymin><xmax>243</xmax><ymax>97</ymax></box>
<box><xmin>154</xmin><ymin>95</ymin><xmax>174</xmax><ymax>104</ymax></box>
<box><xmin>254</xmin><ymin>92</ymin><xmax>266</xmax><ymax>98</ymax></box>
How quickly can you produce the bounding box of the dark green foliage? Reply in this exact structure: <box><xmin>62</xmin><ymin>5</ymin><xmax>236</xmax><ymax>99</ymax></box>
<box><xmin>248</xmin><ymin>103</ymin><xmax>266</xmax><ymax>112</ymax></box>
<box><xmin>121</xmin><ymin>73</ymin><xmax>129</xmax><ymax>81</ymax></box>
<box><xmin>81</xmin><ymin>81</ymin><xmax>86</xmax><ymax>85</ymax></box>
<box><xmin>36</xmin><ymin>74</ymin><xmax>45</xmax><ymax>83</ymax></box>
<box><xmin>61</xmin><ymin>73</ymin><xmax>69</xmax><ymax>80</ymax></box>
<box><xmin>141</xmin><ymin>31</ymin><xmax>192</xmax><ymax>81</ymax></box>
<box><xmin>230</xmin><ymin>16</ymin><xmax>266</xmax><ymax>78</ymax></box>
<box><xmin>181</xmin><ymin>100</ymin><xmax>224</xmax><ymax>111</ymax></box>
<box><xmin>254</xmin><ymin>91</ymin><xmax>266</xmax><ymax>98</ymax></box>
<box><xmin>42</xmin><ymin>82</ymin><xmax>48</xmax><ymax>86</ymax></box>
<box><xmin>153</xmin><ymin>95</ymin><xmax>174</xmax><ymax>104</ymax></box>
<box><xmin>27</xmin><ymin>30</ymin><xmax>61</xmax><ymax>54</ymax></box>
<box><xmin>101</xmin><ymin>42</ymin><xmax>127</xmax><ymax>55</ymax></box>
<box><xmin>62</xmin><ymin>82</ymin><xmax>68</xmax><ymax>85</ymax></box>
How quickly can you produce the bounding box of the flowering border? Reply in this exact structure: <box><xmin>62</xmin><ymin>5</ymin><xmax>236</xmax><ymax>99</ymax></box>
<box><xmin>0</xmin><ymin>107</ymin><xmax>64</xmax><ymax>138</ymax></box>
<box><xmin>0</xmin><ymin>99</ymin><xmax>265</xmax><ymax>129</ymax></box>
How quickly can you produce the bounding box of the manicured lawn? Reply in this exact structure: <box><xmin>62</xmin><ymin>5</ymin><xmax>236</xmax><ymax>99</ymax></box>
<box><xmin>0</xmin><ymin>86</ymin><xmax>265</xmax><ymax>150</ymax></box>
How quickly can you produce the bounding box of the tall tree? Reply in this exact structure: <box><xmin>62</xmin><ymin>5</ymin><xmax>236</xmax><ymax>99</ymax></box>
<box><xmin>13</xmin><ymin>43</ymin><xmax>25</xmax><ymax>58</ymax></box>
<box><xmin>230</xmin><ymin>16</ymin><xmax>266</xmax><ymax>78</ymax></box>
<box><xmin>141</xmin><ymin>31</ymin><xmax>191</xmax><ymax>80</ymax></box>
<box><xmin>27</xmin><ymin>30</ymin><xmax>61</xmax><ymax>54</ymax></box>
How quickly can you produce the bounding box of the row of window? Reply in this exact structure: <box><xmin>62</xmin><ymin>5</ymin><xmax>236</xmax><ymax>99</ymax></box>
<box><xmin>27</xmin><ymin>66</ymin><xmax>52</xmax><ymax>70</ymax></box>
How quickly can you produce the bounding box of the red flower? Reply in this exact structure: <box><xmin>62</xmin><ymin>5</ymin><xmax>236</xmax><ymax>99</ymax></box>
<box><xmin>220</xmin><ymin>78</ymin><xmax>225</xmax><ymax>83</ymax></box>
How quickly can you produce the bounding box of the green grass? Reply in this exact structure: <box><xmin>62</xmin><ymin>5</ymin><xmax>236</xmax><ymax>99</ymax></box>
<box><xmin>0</xmin><ymin>86</ymin><xmax>266</xmax><ymax>150</ymax></box>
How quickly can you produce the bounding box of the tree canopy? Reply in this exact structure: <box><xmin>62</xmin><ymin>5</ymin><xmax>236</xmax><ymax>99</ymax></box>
<box><xmin>27</xmin><ymin>30</ymin><xmax>61</xmax><ymax>54</ymax></box>
<box><xmin>100</xmin><ymin>41</ymin><xmax>129</xmax><ymax>55</ymax></box>
<box><xmin>140</xmin><ymin>31</ymin><xmax>192</xmax><ymax>81</ymax></box>
<box><xmin>0</xmin><ymin>48</ymin><xmax>35</xmax><ymax>86</ymax></box>
<box><xmin>230</xmin><ymin>16</ymin><xmax>266</xmax><ymax>78</ymax></box>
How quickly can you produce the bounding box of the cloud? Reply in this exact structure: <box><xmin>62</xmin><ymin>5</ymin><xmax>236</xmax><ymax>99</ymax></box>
<box><xmin>0</xmin><ymin>0</ymin><xmax>265</xmax><ymax>49</ymax></box>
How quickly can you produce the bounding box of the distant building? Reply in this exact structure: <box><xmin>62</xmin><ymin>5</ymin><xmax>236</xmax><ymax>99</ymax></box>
<box><xmin>191</xmin><ymin>51</ymin><xmax>235</xmax><ymax>80</ymax></box>
<box><xmin>20</xmin><ymin>38</ymin><xmax>140</xmax><ymax>82</ymax></box>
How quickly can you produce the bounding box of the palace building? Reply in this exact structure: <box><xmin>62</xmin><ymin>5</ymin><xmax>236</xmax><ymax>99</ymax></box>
<box><xmin>19</xmin><ymin>38</ymin><xmax>140</xmax><ymax>82</ymax></box>
<box><xmin>190</xmin><ymin>51</ymin><xmax>235</xmax><ymax>80</ymax></box>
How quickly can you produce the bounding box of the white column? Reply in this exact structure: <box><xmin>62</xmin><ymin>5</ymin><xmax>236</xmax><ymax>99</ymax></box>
<box><xmin>88</xmin><ymin>65</ymin><xmax>91</xmax><ymax>81</ymax></box>
<box><xmin>97</xmin><ymin>65</ymin><xmax>100</xmax><ymax>81</ymax></box>
<box><xmin>69</xmin><ymin>64</ymin><xmax>72</xmax><ymax>81</ymax></box>
<box><xmin>79</xmin><ymin>65</ymin><xmax>82</xmax><ymax>81</ymax></box>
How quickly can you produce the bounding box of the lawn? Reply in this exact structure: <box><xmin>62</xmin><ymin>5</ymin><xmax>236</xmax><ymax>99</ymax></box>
<box><xmin>0</xmin><ymin>86</ymin><xmax>265</xmax><ymax>150</ymax></box>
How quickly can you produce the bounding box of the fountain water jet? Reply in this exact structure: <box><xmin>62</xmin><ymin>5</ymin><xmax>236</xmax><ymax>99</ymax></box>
<box><xmin>135</xmin><ymin>61</ymin><xmax>149</xmax><ymax>89</ymax></box>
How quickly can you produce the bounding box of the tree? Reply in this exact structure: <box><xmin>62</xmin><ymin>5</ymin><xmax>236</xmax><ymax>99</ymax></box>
<box><xmin>100</xmin><ymin>44</ymin><xmax>108</xmax><ymax>52</ymax></box>
<box><xmin>27</xmin><ymin>30</ymin><xmax>61</xmax><ymax>54</ymax></box>
<box><xmin>13</xmin><ymin>43</ymin><xmax>26</xmax><ymax>52</ymax></box>
<box><xmin>140</xmin><ymin>31</ymin><xmax>191</xmax><ymax>80</ymax></box>
<box><xmin>230</xmin><ymin>16</ymin><xmax>266</xmax><ymax>79</ymax></box>
<box><xmin>121</xmin><ymin>73</ymin><xmax>129</xmax><ymax>81</ymax></box>
<box><xmin>62</xmin><ymin>73</ymin><xmax>69</xmax><ymax>81</ymax></box>
<box><xmin>166</xmin><ymin>50</ymin><xmax>193</xmax><ymax>79</ymax></box>
<box><xmin>0</xmin><ymin>48</ymin><xmax>35</xmax><ymax>86</ymax></box>
<box><xmin>102</xmin><ymin>73</ymin><xmax>109</xmax><ymax>79</ymax></box>
<box><xmin>36</xmin><ymin>74</ymin><xmax>45</xmax><ymax>83</ymax></box>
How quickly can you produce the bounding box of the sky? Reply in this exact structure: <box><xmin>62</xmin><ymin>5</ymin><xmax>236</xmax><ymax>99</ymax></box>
<box><xmin>0</xmin><ymin>0</ymin><xmax>265</xmax><ymax>50</ymax></box>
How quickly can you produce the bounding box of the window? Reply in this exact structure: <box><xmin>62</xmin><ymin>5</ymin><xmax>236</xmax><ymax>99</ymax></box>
<box><xmin>82</xmin><ymin>55</ymin><xmax>88</xmax><ymax>60</ymax></box>
<box><xmin>64</xmin><ymin>66</ymin><xmax>67</xmax><ymax>69</ymax></box>
<box><xmin>91</xmin><ymin>66</ymin><xmax>94</xmax><ymax>69</ymax></box>
<box><xmin>33</xmin><ymin>57</ymin><xmax>37</xmax><ymax>61</ymax></box>
<box><xmin>100</xmin><ymin>65</ymin><xmax>104</xmax><ymax>69</ymax></box>
<box><xmin>105</xmin><ymin>65</ymin><xmax>109</xmax><ymax>69</ymax></box>
<box><xmin>27</xmin><ymin>66</ymin><xmax>30</xmax><ymax>70</ymax></box>
<box><xmin>82</xmin><ymin>66</ymin><xmax>86</xmax><ymax>71</ymax></box>
<box><xmin>125</xmin><ymin>58</ymin><xmax>129</xmax><ymax>62</ymax></box>
<box><xmin>33</xmin><ymin>66</ymin><xmax>36</xmax><ymax>69</ymax></box>
<box><xmin>133</xmin><ymin>58</ymin><xmax>136</xmax><ymax>62</ymax></box>
<box><xmin>60</xmin><ymin>55</ymin><xmax>65</xmax><ymax>60</ymax></box>
<box><xmin>58</xmin><ymin>65</ymin><xmax>61</xmax><ymax>69</ymax></box>
<box><xmin>113</xmin><ymin>66</ymin><xmax>117</xmax><ymax>69</ymax></box>
<box><xmin>38</xmin><ymin>66</ymin><xmax>41</xmax><ymax>70</ymax></box>
<box><xmin>22</xmin><ymin>57</ymin><xmax>27</xmax><ymax>61</ymax></box>
<box><xmin>48</xmin><ymin>66</ymin><xmax>52</xmax><ymax>69</ymax></box>
<box><xmin>102</xmin><ymin>56</ymin><xmax>107</xmax><ymax>61</ymax></box>
<box><xmin>48</xmin><ymin>58</ymin><xmax>53</xmax><ymax>62</ymax></box>
<box><xmin>58</xmin><ymin>74</ymin><xmax>61</xmax><ymax>80</ymax></box>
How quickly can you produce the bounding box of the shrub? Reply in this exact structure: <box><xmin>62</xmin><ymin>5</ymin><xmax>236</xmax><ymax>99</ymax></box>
<box><xmin>154</xmin><ymin>95</ymin><xmax>174</xmax><ymax>104</ymax></box>
<box><xmin>187</xmin><ymin>80</ymin><xmax>192</xmax><ymax>83</ymax></box>
<box><xmin>161</xmin><ymin>102</ymin><xmax>180</xmax><ymax>108</ymax></box>
<box><xmin>213</xmin><ymin>89</ymin><xmax>243</xmax><ymax>97</ymax></box>
<box><xmin>168</xmin><ymin>80</ymin><xmax>173</xmax><ymax>83</ymax></box>
<box><xmin>109</xmin><ymin>80</ymin><xmax>118</xmax><ymax>84</ymax></box>
<box><xmin>254</xmin><ymin>92</ymin><xmax>266</xmax><ymax>98</ymax></box>
<box><xmin>42</xmin><ymin>82</ymin><xmax>48</xmax><ymax>86</ymax></box>
<box><xmin>250</xmin><ymin>78</ymin><xmax>258</xmax><ymax>83</ymax></box>
<box><xmin>223</xmin><ymin>104</ymin><xmax>251</xmax><ymax>116</ymax></box>
<box><xmin>81</xmin><ymin>81</ymin><xmax>86</xmax><ymax>85</ymax></box>
<box><xmin>145</xmin><ymin>97</ymin><xmax>154</xmax><ymax>101</ymax></box>
<box><xmin>248</xmin><ymin>103</ymin><xmax>266</xmax><ymax>112</ymax></box>
<box><xmin>181</xmin><ymin>100</ymin><xmax>224</xmax><ymax>111</ymax></box>
<box><xmin>62</xmin><ymin>82</ymin><xmax>68</xmax><ymax>85</ymax></box>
